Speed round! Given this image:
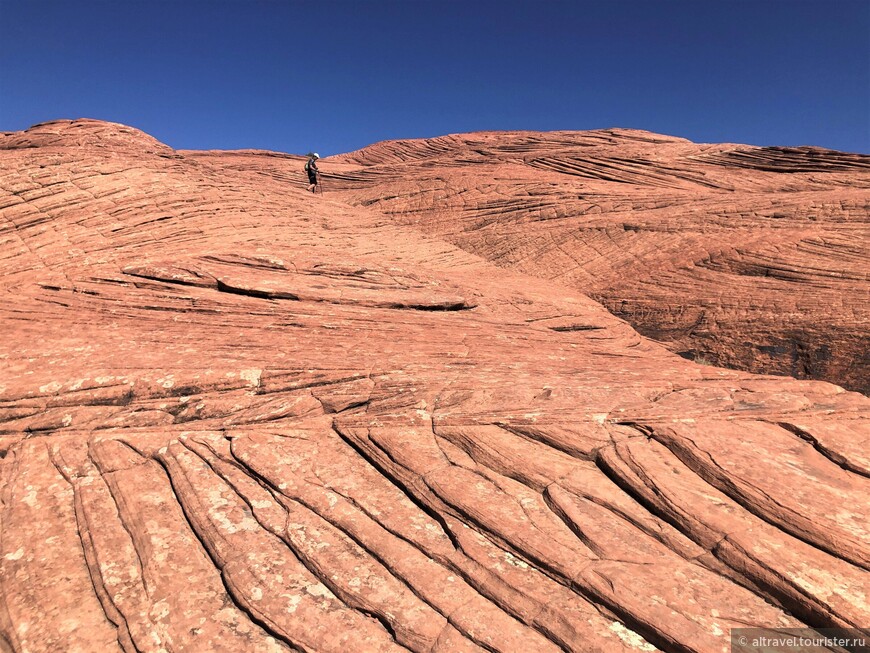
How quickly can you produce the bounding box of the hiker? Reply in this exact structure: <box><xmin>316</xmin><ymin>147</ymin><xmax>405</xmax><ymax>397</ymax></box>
<box><xmin>305</xmin><ymin>152</ymin><xmax>320</xmax><ymax>192</ymax></box>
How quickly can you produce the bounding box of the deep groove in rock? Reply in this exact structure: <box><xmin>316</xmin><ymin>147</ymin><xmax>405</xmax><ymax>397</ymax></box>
<box><xmin>46</xmin><ymin>452</ymin><xmax>135</xmax><ymax>652</ymax></box>
<box><xmin>777</xmin><ymin>422</ymin><xmax>870</xmax><ymax>479</ymax></box>
<box><xmin>176</xmin><ymin>438</ymin><xmax>420</xmax><ymax>651</ymax></box>
<box><xmin>593</xmin><ymin>445</ymin><xmax>867</xmax><ymax>631</ymax></box>
<box><xmin>72</xmin><ymin>488</ymin><xmax>141</xmax><ymax>653</ymax></box>
<box><xmin>331</xmin><ymin>425</ymin><xmax>463</xmax><ymax>552</ymax></box>
<box><xmin>327</xmin><ymin>428</ymin><xmax>579</xmax><ymax>652</ymax></box>
<box><xmin>710</xmin><ymin>537</ymin><xmax>860</xmax><ymax>632</ymax></box>
<box><xmin>650</xmin><ymin>429</ymin><xmax>870</xmax><ymax>572</ymax></box>
<box><xmin>228</xmin><ymin>446</ymin><xmax>502</xmax><ymax>653</ymax></box>
<box><xmin>150</xmin><ymin>454</ymin><xmax>307</xmax><ymax>653</ymax></box>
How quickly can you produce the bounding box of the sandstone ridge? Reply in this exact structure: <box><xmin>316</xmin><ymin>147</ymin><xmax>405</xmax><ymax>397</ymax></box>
<box><xmin>1</xmin><ymin>120</ymin><xmax>868</xmax><ymax>653</ymax></box>
<box><xmin>315</xmin><ymin>129</ymin><xmax>870</xmax><ymax>392</ymax></box>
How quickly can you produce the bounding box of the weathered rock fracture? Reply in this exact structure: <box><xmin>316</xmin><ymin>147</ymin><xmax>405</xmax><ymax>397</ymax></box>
<box><xmin>1</xmin><ymin>119</ymin><xmax>868</xmax><ymax>653</ymax></box>
<box><xmin>320</xmin><ymin>130</ymin><xmax>870</xmax><ymax>393</ymax></box>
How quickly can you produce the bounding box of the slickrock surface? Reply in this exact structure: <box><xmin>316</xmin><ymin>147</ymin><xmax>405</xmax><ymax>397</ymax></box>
<box><xmin>1</xmin><ymin>119</ymin><xmax>869</xmax><ymax>653</ymax></box>
<box><xmin>308</xmin><ymin>131</ymin><xmax>869</xmax><ymax>393</ymax></box>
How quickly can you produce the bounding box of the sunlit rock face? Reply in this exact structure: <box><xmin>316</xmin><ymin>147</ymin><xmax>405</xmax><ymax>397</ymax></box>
<box><xmin>1</xmin><ymin>119</ymin><xmax>868</xmax><ymax>653</ymax></box>
<box><xmin>318</xmin><ymin>129</ymin><xmax>870</xmax><ymax>394</ymax></box>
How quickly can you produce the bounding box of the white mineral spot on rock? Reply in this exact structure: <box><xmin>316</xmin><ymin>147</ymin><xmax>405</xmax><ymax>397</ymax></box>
<box><xmin>503</xmin><ymin>552</ymin><xmax>529</xmax><ymax>569</ymax></box>
<box><xmin>22</xmin><ymin>488</ymin><xmax>38</xmax><ymax>507</ymax></box>
<box><xmin>240</xmin><ymin>368</ymin><xmax>262</xmax><ymax>386</ymax></box>
<box><xmin>62</xmin><ymin>414</ymin><xmax>72</xmax><ymax>426</ymax></box>
<box><xmin>608</xmin><ymin>621</ymin><xmax>655</xmax><ymax>650</ymax></box>
<box><xmin>150</xmin><ymin>600</ymin><xmax>171</xmax><ymax>621</ymax></box>
<box><xmin>284</xmin><ymin>594</ymin><xmax>301</xmax><ymax>613</ymax></box>
<box><xmin>788</xmin><ymin>564</ymin><xmax>856</xmax><ymax>605</ymax></box>
<box><xmin>264</xmin><ymin>637</ymin><xmax>286</xmax><ymax>653</ymax></box>
<box><xmin>5</xmin><ymin>548</ymin><xmax>24</xmax><ymax>561</ymax></box>
<box><xmin>306</xmin><ymin>582</ymin><xmax>335</xmax><ymax>598</ymax></box>
<box><xmin>251</xmin><ymin>587</ymin><xmax>263</xmax><ymax>601</ymax></box>
<box><xmin>39</xmin><ymin>381</ymin><xmax>63</xmax><ymax>394</ymax></box>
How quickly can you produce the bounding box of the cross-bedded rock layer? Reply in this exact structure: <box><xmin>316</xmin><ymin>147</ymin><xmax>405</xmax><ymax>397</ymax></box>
<box><xmin>1</xmin><ymin>120</ymin><xmax>868</xmax><ymax>653</ymax></box>
<box><xmin>306</xmin><ymin>130</ymin><xmax>869</xmax><ymax>393</ymax></box>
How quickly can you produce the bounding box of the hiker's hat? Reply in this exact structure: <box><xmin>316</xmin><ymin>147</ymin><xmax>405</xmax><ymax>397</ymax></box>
<box><xmin>313</xmin><ymin>153</ymin><xmax>320</xmax><ymax>159</ymax></box>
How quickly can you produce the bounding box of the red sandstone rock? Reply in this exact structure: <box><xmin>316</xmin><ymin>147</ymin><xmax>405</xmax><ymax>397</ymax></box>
<box><xmin>310</xmin><ymin>130</ymin><xmax>870</xmax><ymax>393</ymax></box>
<box><xmin>1</xmin><ymin>119</ymin><xmax>868</xmax><ymax>653</ymax></box>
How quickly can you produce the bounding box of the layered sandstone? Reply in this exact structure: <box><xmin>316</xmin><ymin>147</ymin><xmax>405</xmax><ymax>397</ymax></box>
<box><xmin>1</xmin><ymin>120</ymin><xmax>868</xmax><ymax>653</ymax></box>
<box><xmin>305</xmin><ymin>130</ymin><xmax>869</xmax><ymax>392</ymax></box>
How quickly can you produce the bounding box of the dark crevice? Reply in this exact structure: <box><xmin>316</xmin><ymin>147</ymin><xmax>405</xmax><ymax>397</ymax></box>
<box><xmin>105</xmin><ymin>437</ymin><xmax>151</xmax><ymax>462</ymax></box>
<box><xmin>46</xmin><ymin>451</ymin><xmax>138</xmax><ymax>653</ymax></box>
<box><xmin>356</xmin><ymin>610</ymin><xmax>407</xmax><ymax>652</ymax></box>
<box><xmin>548</xmin><ymin>325</ymin><xmax>605</xmax><ymax>332</ymax></box>
<box><xmin>651</xmin><ymin>429</ymin><xmax>870</xmax><ymax>573</ymax></box>
<box><xmin>777</xmin><ymin>422</ymin><xmax>870</xmax><ymax>479</ymax></box>
<box><xmin>215</xmin><ymin>280</ymin><xmax>289</xmax><ymax>300</ymax></box>
<box><xmin>176</xmin><ymin>440</ymin><xmax>415</xmax><ymax>651</ymax></box>
<box><xmin>150</xmin><ymin>454</ymin><xmax>306</xmax><ymax>653</ymax></box>
<box><xmin>611</xmin><ymin>421</ymin><xmax>655</xmax><ymax>437</ymax></box>
<box><xmin>392</xmin><ymin>301</ymin><xmax>475</xmax><ymax>312</ymax></box>
<box><xmin>574</xmin><ymin>578</ymin><xmax>696</xmax><ymax>653</ymax></box>
<box><xmin>711</xmin><ymin>537</ymin><xmax>863</xmax><ymax>633</ymax></box>
<box><xmin>540</xmin><ymin>486</ymin><xmax>607</xmax><ymax>560</ymax></box>
<box><xmin>594</xmin><ymin>444</ymin><xmax>867</xmax><ymax>633</ymax></box>
<box><xmin>221</xmin><ymin>444</ymin><xmax>454</xmax><ymax>650</ymax></box>
<box><xmin>257</xmin><ymin>373</ymin><xmax>371</xmax><ymax>395</ymax></box>
<box><xmin>494</xmin><ymin>423</ymin><xmax>596</xmax><ymax>461</ymax></box>
<box><xmin>215</xmin><ymin>279</ymin><xmax>474</xmax><ymax>312</ymax></box>
<box><xmin>97</xmin><ymin>468</ymin><xmax>151</xmax><ymax>597</ymax></box>
<box><xmin>122</xmin><ymin>271</ymin><xmax>216</xmax><ymax>289</ymax></box>
<box><xmin>72</xmin><ymin>489</ymin><xmax>141</xmax><ymax>653</ymax></box>
<box><xmin>331</xmin><ymin>425</ymin><xmax>462</xmax><ymax>552</ymax></box>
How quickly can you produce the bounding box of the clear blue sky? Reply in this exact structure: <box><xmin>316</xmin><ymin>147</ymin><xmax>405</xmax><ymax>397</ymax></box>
<box><xmin>2</xmin><ymin>0</ymin><xmax>868</xmax><ymax>155</ymax></box>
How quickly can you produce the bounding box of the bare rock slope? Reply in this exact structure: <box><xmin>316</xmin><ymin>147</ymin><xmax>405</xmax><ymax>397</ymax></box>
<box><xmin>1</xmin><ymin>119</ymin><xmax>868</xmax><ymax>653</ymax></box>
<box><xmin>312</xmin><ymin>130</ymin><xmax>869</xmax><ymax>393</ymax></box>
